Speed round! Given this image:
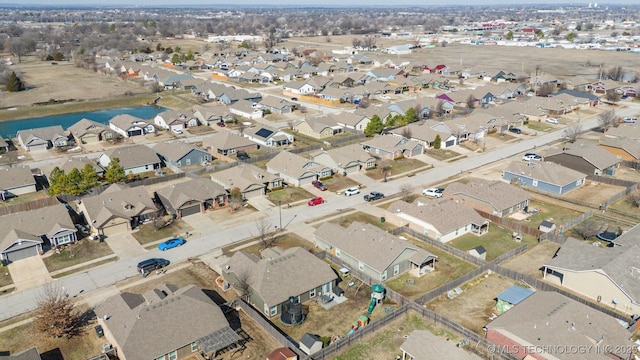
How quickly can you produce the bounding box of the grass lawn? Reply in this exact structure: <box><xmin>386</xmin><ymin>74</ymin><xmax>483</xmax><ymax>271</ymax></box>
<box><xmin>514</xmin><ymin>200</ymin><xmax>582</xmax><ymax>229</ymax></box>
<box><xmin>131</xmin><ymin>218</ymin><xmax>194</xmax><ymax>245</ymax></box>
<box><xmin>0</xmin><ymin>191</ymin><xmax>50</xmax><ymax>207</ymax></box>
<box><xmin>0</xmin><ymin>269</ymin><xmax>13</xmax><ymax>288</ymax></box>
<box><xmin>328</xmin><ymin>212</ymin><xmax>398</xmax><ymax>232</ymax></box>
<box><xmin>51</xmin><ymin>258</ymin><xmax>118</xmax><ymax>279</ymax></box>
<box><xmin>608</xmin><ymin>195</ymin><xmax>640</xmax><ymax>219</ymax></box>
<box><xmin>267</xmin><ymin>186</ymin><xmax>314</xmax><ymax>204</ymax></box>
<box><xmin>185</xmin><ymin>125</ymin><xmax>215</xmax><ymax>135</ymax></box>
<box><xmin>322</xmin><ymin>175</ymin><xmax>359</xmax><ymax>192</ymax></box>
<box><xmin>424</xmin><ymin>148</ymin><xmax>462</xmax><ymax>161</ymax></box>
<box><xmin>365</xmin><ymin>158</ymin><xmax>428</xmax><ymax>180</ymax></box>
<box><xmin>42</xmin><ymin>240</ymin><xmax>114</xmax><ymax>273</ymax></box>
<box><xmin>525</xmin><ymin>121</ymin><xmax>554</xmax><ymax>132</ymax></box>
<box><xmin>333</xmin><ymin>312</ymin><xmax>463</xmax><ymax>360</ymax></box>
<box><xmin>222</xmin><ymin>232</ymin><xmax>314</xmax><ymax>257</ymax></box>
<box><xmin>448</xmin><ymin>227</ymin><xmax>538</xmax><ymax>261</ymax></box>
<box><xmin>385</xmin><ymin>237</ymin><xmax>477</xmax><ymax>299</ymax></box>
<box><xmin>0</xmin><ymin>305</ymin><xmax>104</xmax><ymax>360</ymax></box>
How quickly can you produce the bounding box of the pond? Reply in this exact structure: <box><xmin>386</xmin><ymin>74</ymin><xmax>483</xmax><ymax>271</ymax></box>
<box><xmin>0</xmin><ymin>105</ymin><xmax>167</xmax><ymax>138</ymax></box>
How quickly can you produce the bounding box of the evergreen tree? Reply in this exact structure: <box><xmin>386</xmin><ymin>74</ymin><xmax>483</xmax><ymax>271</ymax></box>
<box><xmin>66</xmin><ymin>168</ymin><xmax>83</xmax><ymax>196</ymax></box>
<box><xmin>6</xmin><ymin>71</ymin><xmax>25</xmax><ymax>92</ymax></box>
<box><xmin>364</xmin><ymin>115</ymin><xmax>384</xmax><ymax>137</ymax></box>
<box><xmin>434</xmin><ymin>134</ymin><xmax>442</xmax><ymax>149</ymax></box>
<box><xmin>80</xmin><ymin>163</ymin><xmax>99</xmax><ymax>192</ymax></box>
<box><xmin>105</xmin><ymin>158</ymin><xmax>126</xmax><ymax>184</ymax></box>
<box><xmin>48</xmin><ymin>167</ymin><xmax>66</xmax><ymax>195</ymax></box>
<box><xmin>403</xmin><ymin>107</ymin><xmax>418</xmax><ymax>125</ymax></box>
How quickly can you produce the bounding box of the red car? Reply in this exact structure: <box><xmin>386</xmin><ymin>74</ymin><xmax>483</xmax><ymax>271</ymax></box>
<box><xmin>308</xmin><ymin>196</ymin><xmax>324</xmax><ymax>206</ymax></box>
<box><xmin>216</xmin><ymin>121</ymin><xmax>226</xmax><ymax>127</ymax></box>
<box><xmin>312</xmin><ymin>180</ymin><xmax>327</xmax><ymax>191</ymax></box>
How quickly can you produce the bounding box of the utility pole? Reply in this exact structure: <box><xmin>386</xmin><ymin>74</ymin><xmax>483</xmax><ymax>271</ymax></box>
<box><xmin>278</xmin><ymin>200</ymin><xmax>282</xmax><ymax>230</ymax></box>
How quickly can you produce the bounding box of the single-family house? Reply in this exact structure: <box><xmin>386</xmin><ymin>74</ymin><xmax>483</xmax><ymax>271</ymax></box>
<box><xmin>335</xmin><ymin>112</ymin><xmax>370</xmax><ymax>132</ymax></box>
<box><xmin>314</xmin><ymin>222</ymin><xmax>438</xmax><ymax>281</ymax></box>
<box><xmin>361</xmin><ymin>135</ymin><xmax>423</xmax><ymax>160</ymax></box>
<box><xmin>293</xmin><ymin>115</ymin><xmax>343</xmax><ymax>139</ymax></box>
<box><xmin>604</xmin><ymin>124</ymin><xmax>640</xmax><ymax>140</ymax></box>
<box><xmin>543</xmin><ymin>224</ymin><xmax>640</xmax><ymax>315</ymax></box>
<box><xmin>153</xmin><ymin>110</ymin><xmax>199</xmax><ymax>132</ymax></box>
<box><xmin>41</xmin><ymin>157</ymin><xmax>104</xmax><ymax>181</ymax></box>
<box><xmin>0</xmin><ymin>203</ymin><xmax>77</xmax><ymax>263</ymax></box>
<box><xmin>155</xmin><ymin>178</ymin><xmax>227</xmax><ymax>218</ymax></box>
<box><xmin>310</xmin><ymin>144</ymin><xmax>376</xmax><ymax>175</ymax></box>
<box><xmin>210</xmin><ymin>163</ymin><xmax>282</xmax><ymax>199</ymax></box>
<box><xmin>16</xmin><ymin>126</ymin><xmax>68</xmax><ymax>152</ymax></box>
<box><xmin>0</xmin><ymin>347</ymin><xmax>42</xmax><ymax>360</ymax></box>
<box><xmin>98</xmin><ymin>145</ymin><xmax>161</xmax><ymax>175</ymax></box>
<box><xmin>77</xmin><ymin>184</ymin><xmax>159</xmax><ymax>236</ymax></box>
<box><xmin>67</xmin><ymin>118</ymin><xmax>117</xmax><ymax>144</ymax></box>
<box><xmin>388</xmin><ymin>199</ymin><xmax>489</xmax><ymax>243</ymax></box>
<box><xmin>152</xmin><ymin>142</ymin><xmax>211</xmax><ymax>171</ymax></box>
<box><xmin>243</xmin><ymin>126</ymin><xmax>294</xmax><ymax>148</ymax></box>
<box><xmin>201</xmin><ymin>132</ymin><xmax>258</xmax><ymax>157</ymax></box>
<box><xmin>266</xmin><ymin>152</ymin><xmax>331</xmax><ymax>186</ymax></box>
<box><xmin>598</xmin><ymin>137</ymin><xmax>640</xmax><ymax>162</ymax></box>
<box><xmin>230</xmin><ymin>99</ymin><xmax>263</xmax><ymax>120</ymax></box>
<box><xmin>259</xmin><ymin>96</ymin><xmax>294</xmax><ymax>114</ymax></box>
<box><xmin>388</xmin><ymin>121</ymin><xmax>457</xmax><ymax>149</ymax></box>
<box><xmin>0</xmin><ymin>166</ymin><xmax>36</xmax><ymax>199</ymax></box>
<box><xmin>94</xmin><ymin>284</ymin><xmax>241</xmax><ymax>360</ymax></box>
<box><xmin>223</xmin><ymin>247</ymin><xmax>338</xmax><ymax>318</ymax></box>
<box><xmin>502</xmin><ymin>161</ymin><xmax>587</xmax><ymax>195</ymax></box>
<box><xmin>486</xmin><ymin>291</ymin><xmax>634</xmax><ymax>360</ymax></box>
<box><xmin>282</xmin><ymin>80</ymin><xmax>317</xmax><ymax>95</ymax></box>
<box><xmin>192</xmin><ymin>105</ymin><xmax>234</xmax><ymax>125</ymax></box>
<box><xmin>109</xmin><ymin>114</ymin><xmax>155</xmax><ymax>138</ymax></box>
<box><xmin>400</xmin><ymin>330</ymin><xmax>482</xmax><ymax>360</ymax></box>
<box><xmin>544</xmin><ymin>143</ymin><xmax>620</xmax><ymax>176</ymax></box>
<box><xmin>445</xmin><ymin>179</ymin><xmax>530</xmax><ymax>218</ymax></box>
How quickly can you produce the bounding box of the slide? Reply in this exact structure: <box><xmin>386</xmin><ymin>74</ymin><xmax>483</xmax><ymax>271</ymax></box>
<box><xmin>367</xmin><ymin>297</ymin><xmax>377</xmax><ymax>314</ymax></box>
<box><xmin>347</xmin><ymin>328</ymin><xmax>355</xmax><ymax>336</ymax></box>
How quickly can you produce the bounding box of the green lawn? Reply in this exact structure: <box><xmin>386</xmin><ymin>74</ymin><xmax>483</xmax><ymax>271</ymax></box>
<box><xmin>425</xmin><ymin>148</ymin><xmax>462</xmax><ymax>161</ymax></box>
<box><xmin>328</xmin><ymin>212</ymin><xmax>398</xmax><ymax>232</ymax></box>
<box><xmin>448</xmin><ymin>227</ymin><xmax>537</xmax><ymax>261</ymax></box>
<box><xmin>131</xmin><ymin>218</ymin><xmax>194</xmax><ymax>245</ymax></box>
<box><xmin>526</xmin><ymin>121</ymin><xmax>554</xmax><ymax>132</ymax></box>
<box><xmin>365</xmin><ymin>157</ymin><xmax>428</xmax><ymax>180</ymax></box>
<box><xmin>385</xmin><ymin>237</ymin><xmax>477</xmax><ymax>299</ymax></box>
<box><xmin>43</xmin><ymin>239</ymin><xmax>114</xmax><ymax>273</ymax></box>
<box><xmin>514</xmin><ymin>200</ymin><xmax>582</xmax><ymax>229</ymax></box>
<box><xmin>267</xmin><ymin>187</ymin><xmax>314</xmax><ymax>204</ymax></box>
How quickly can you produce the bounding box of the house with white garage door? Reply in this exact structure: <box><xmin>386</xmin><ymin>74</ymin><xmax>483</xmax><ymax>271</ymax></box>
<box><xmin>0</xmin><ymin>203</ymin><xmax>78</xmax><ymax>264</ymax></box>
<box><xmin>154</xmin><ymin>178</ymin><xmax>227</xmax><ymax>218</ymax></box>
<box><xmin>77</xmin><ymin>184</ymin><xmax>159</xmax><ymax>237</ymax></box>
<box><xmin>266</xmin><ymin>151</ymin><xmax>331</xmax><ymax>186</ymax></box>
<box><xmin>210</xmin><ymin>163</ymin><xmax>282</xmax><ymax>199</ymax></box>
<box><xmin>310</xmin><ymin>144</ymin><xmax>376</xmax><ymax>176</ymax></box>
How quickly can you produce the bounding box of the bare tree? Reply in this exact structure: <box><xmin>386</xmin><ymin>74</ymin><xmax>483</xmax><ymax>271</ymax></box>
<box><xmin>606</xmin><ymin>66</ymin><xmax>624</xmax><ymax>81</ymax></box>
<box><xmin>573</xmin><ymin>221</ymin><xmax>604</xmax><ymax>240</ymax></box>
<box><xmin>627</xmin><ymin>190</ymin><xmax>640</xmax><ymax>208</ymax></box>
<box><xmin>598</xmin><ymin>109</ymin><xmax>618</xmax><ymax>133</ymax></box>
<box><xmin>564</xmin><ymin>123</ymin><xmax>583</xmax><ymax>143</ymax></box>
<box><xmin>401</xmin><ymin>127</ymin><xmax>412</xmax><ymax>139</ymax></box>
<box><xmin>362</xmin><ymin>35</ymin><xmax>376</xmax><ymax>50</ymax></box>
<box><xmin>231</xmin><ymin>268</ymin><xmax>252</xmax><ymax>300</ymax></box>
<box><xmin>399</xmin><ymin>183</ymin><xmax>414</xmax><ymax>202</ymax></box>
<box><xmin>380</xmin><ymin>159</ymin><xmax>392</xmax><ymax>179</ymax></box>
<box><xmin>604</xmin><ymin>90</ymin><xmax>621</xmax><ymax>104</ymax></box>
<box><xmin>228</xmin><ymin>187</ymin><xmax>244</xmax><ymax>212</ymax></box>
<box><xmin>255</xmin><ymin>218</ymin><xmax>277</xmax><ymax>249</ymax></box>
<box><xmin>537</xmin><ymin>83</ymin><xmax>555</xmax><ymax>97</ymax></box>
<box><xmin>35</xmin><ymin>284</ymin><xmax>79</xmax><ymax>339</ymax></box>
<box><xmin>465</xmin><ymin>94</ymin><xmax>476</xmax><ymax>108</ymax></box>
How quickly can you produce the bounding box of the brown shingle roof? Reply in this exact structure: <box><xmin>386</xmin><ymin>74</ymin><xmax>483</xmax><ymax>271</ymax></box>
<box><xmin>388</xmin><ymin>199</ymin><xmax>488</xmax><ymax>235</ymax></box>
<box><xmin>446</xmin><ymin>179</ymin><xmax>529</xmax><ymax>213</ymax></box>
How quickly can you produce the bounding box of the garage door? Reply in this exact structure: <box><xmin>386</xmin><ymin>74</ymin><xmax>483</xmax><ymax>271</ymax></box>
<box><xmin>180</xmin><ymin>204</ymin><xmax>201</xmax><ymax>217</ymax></box>
<box><xmin>343</xmin><ymin>165</ymin><xmax>359</xmax><ymax>175</ymax></box>
<box><xmin>102</xmin><ymin>222</ymin><xmax>129</xmax><ymax>236</ymax></box>
<box><xmin>5</xmin><ymin>246</ymin><xmax>39</xmax><ymax>262</ymax></box>
<box><xmin>445</xmin><ymin>139</ymin><xmax>455</xmax><ymax>148</ymax></box>
<box><xmin>299</xmin><ymin>176</ymin><xmax>316</xmax><ymax>186</ymax></box>
<box><xmin>243</xmin><ymin>188</ymin><xmax>264</xmax><ymax>199</ymax></box>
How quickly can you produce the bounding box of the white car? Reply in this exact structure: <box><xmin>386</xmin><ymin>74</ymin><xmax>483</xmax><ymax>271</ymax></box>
<box><xmin>379</xmin><ymin>94</ymin><xmax>390</xmax><ymax>100</ymax></box>
<box><xmin>546</xmin><ymin>118</ymin><xmax>559</xmax><ymax>124</ymax></box>
<box><xmin>623</xmin><ymin>117</ymin><xmax>637</xmax><ymax>123</ymax></box>
<box><xmin>172</xmin><ymin>128</ymin><xmax>183</xmax><ymax>135</ymax></box>
<box><xmin>422</xmin><ymin>188</ymin><xmax>443</xmax><ymax>198</ymax></box>
<box><xmin>344</xmin><ymin>187</ymin><xmax>360</xmax><ymax>196</ymax></box>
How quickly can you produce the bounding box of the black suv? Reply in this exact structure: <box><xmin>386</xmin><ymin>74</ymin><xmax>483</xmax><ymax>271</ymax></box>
<box><xmin>364</xmin><ymin>191</ymin><xmax>385</xmax><ymax>202</ymax></box>
<box><xmin>137</xmin><ymin>258</ymin><xmax>170</xmax><ymax>274</ymax></box>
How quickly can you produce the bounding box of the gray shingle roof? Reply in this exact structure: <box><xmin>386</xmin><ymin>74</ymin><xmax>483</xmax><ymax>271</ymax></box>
<box><xmin>545</xmin><ymin>143</ymin><xmax>619</xmax><ymax>171</ymax></box>
<box><xmin>152</xmin><ymin>141</ymin><xmax>208</xmax><ymax>162</ymax></box>
<box><xmin>224</xmin><ymin>247</ymin><xmax>337</xmax><ymax>306</ymax></box>
<box><xmin>155</xmin><ymin>178</ymin><xmax>226</xmax><ymax>211</ymax></box>
<box><xmin>389</xmin><ymin>199</ymin><xmax>488</xmax><ymax>235</ymax></box>
<box><xmin>0</xmin><ymin>166</ymin><xmax>34</xmax><ymax>191</ymax></box>
<box><xmin>266</xmin><ymin>152</ymin><xmax>327</xmax><ymax>179</ymax></box>
<box><xmin>109</xmin><ymin>114</ymin><xmax>148</xmax><ymax>130</ymax></box>
<box><xmin>16</xmin><ymin>126</ymin><xmax>66</xmax><ymax>144</ymax></box>
<box><xmin>210</xmin><ymin>163</ymin><xmax>279</xmax><ymax>191</ymax></box>
<box><xmin>79</xmin><ymin>184</ymin><xmax>157</xmax><ymax>229</ymax></box>
<box><xmin>0</xmin><ymin>203</ymin><xmax>75</xmax><ymax>252</ymax></box>
<box><xmin>67</xmin><ymin>118</ymin><xmax>109</xmax><ymax>138</ymax></box>
<box><xmin>599</xmin><ymin>137</ymin><xmax>640</xmax><ymax>159</ymax></box>
<box><xmin>446</xmin><ymin>179</ymin><xmax>529</xmax><ymax>213</ymax></box>
<box><xmin>487</xmin><ymin>292</ymin><xmax>632</xmax><ymax>360</ymax></box>
<box><xmin>102</xmin><ymin>145</ymin><xmax>160</xmax><ymax>171</ymax></box>
<box><xmin>94</xmin><ymin>284</ymin><xmax>236</xmax><ymax>360</ymax></box>
<box><xmin>361</xmin><ymin>135</ymin><xmax>422</xmax><ymax>153</ymax></box>
<box><xmin>201</xmin><ymin>132</ymin><xmax>256</xmax><ymax>151</ymax></box>
<box><xmin>504</xmin><ymin>161</ymin><xmax>587</xmax><ymax>186</ymax></box>
<box><xmin>314</xmin><ymin>222</ymin><xmax>436</xmax><ymax>273</ymax></box>
<box><xmin>401</xmin><ymin>330</ymin><xmax>481</xmax><ymax>360</ymax></box>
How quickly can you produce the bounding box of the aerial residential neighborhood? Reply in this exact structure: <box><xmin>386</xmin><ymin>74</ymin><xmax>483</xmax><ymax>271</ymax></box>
<box><xmin>0</xmin><ymin>2</ymin><xmax>640</xmax><ymax>360</ymax></box>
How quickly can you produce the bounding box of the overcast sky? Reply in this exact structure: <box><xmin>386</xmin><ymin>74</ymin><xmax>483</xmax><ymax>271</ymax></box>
<box><xmin>7</xmin><ymin>0</ymin><xmax>639</xmax><ymax>6</ymax></box>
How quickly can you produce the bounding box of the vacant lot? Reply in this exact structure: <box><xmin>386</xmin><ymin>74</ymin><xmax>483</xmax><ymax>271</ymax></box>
<box><xmin>562</xmin><ymin>181</ymin><xmax>625</xmax><ymax>206</ymax></box>
<box><xmin>427</xmin><ymin>274</ymin><xmax>521</xmax><ymax>334</ymax></box>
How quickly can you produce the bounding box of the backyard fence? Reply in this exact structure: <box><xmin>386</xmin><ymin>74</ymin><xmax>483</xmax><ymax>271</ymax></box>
<box><xmin>586</xmin><ymin>174</ymin><xmax>638</xmax><ymax>188</ymax></box>
<box><xmin>0</xmin><ymin>196</ymin><xmax>60</xmax><ymax>216</ymax></box>
<box><xmin>415</xmin><ymin>264</ymin><xmax>493</xmax><ymax>305</ymax></box>
<box><xmin>475</xmin><ymin>210</ymin><xmax>543</xmax><ymax>238</ymax></box>
<box><xmin>600</xmin><ymin>182</ymin><xmax>640</xmax><ymax>209</ymax></box>
<box><xmin>491</xmin><ymin>244</ymin><xmax>529</xmax><ymax>264</ymax></box>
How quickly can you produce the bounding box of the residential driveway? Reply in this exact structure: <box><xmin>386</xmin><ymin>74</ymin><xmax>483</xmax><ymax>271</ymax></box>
<box><xmin>9</xmin><ymin>256</ymin><xmax>52</xmax><ymax>292</ymax></box>
<box><xmin>104</xmin><ymin>232</ymin><xmax>147</xmax><ymax>260</ymax></box>
<box><xmin>247</xmin><ymin>196</ymin><xmax>276</xmax><ymax>211</ymax></box>
<box><xmin>181</xmin><ymin>213</ymin><xmax>218</xmax><ymax>234</ymax></box>
<box><xmin>348</xmin><ymin>172</ymin><xmax>380</xmax><ymax>190</ymax></box>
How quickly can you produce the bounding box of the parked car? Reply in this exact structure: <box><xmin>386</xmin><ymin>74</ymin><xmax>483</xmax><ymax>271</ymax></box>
<box><xmin>379</xmin><ymin>94</ymin><xmax>390</xmax><ymax>100</ymax></box>
<box><xmin>522</xmin><ymin>153</ymin><xmax>543</xmax><ymax>161</ymax></box>
<box><xmin>237</xmin><ymin>151</ymin><xmax>250</xmax><ymax>161</ymax></box>
<box><xmin>364</xmin><ymin>191</ymin><xmax>385</xmax><ymax>202</ymax></box>
<box><xmin>508</xmin><ymin>128</ymin><xmax>522</xmax><ymax>134</ymax></box>
<box><xmin>308</xmin><ymin>196</ymin><xmax>324</xmax><ymax>206</ymax></box>
<box><xmin>422</xmin><ymin>188</ymin><xmax>443</xmax><ymax>198</ymax></box>
<box><xmin>158</xmin><ymin>237</ymin><xmax>186</xmax><ymax>251</ymax></box>
<box><xmin>344</xmin><ymin>187</ymin><xmax>360</xmax><ymax>196</ymax></box>
<box><xmin>623</xmin><ymin>117</ymin><xmax>637</xmax><ymax>123</ymax></box>
<box><xmin>171</xmin><ymin>128</ymin><xmax>183</xmax><ymax>135</ymax></box>
<box><xmin>312</xmin><ymin>180</ymin><xmax>327</xmax><ymax>191</ymax></box>
<box><xmin>216</xmin><ymin>121</ymin><xmax>226</xmax><ymax>127</ymax></box>
<box><xmin>137</xmin><ymin>258</ymin><xmax>170</xmax><ymax>274</ymax></box>
<box><xmin>291</xmin><ymin>97</ymin><xmax>298</xmax><ymax>101</ymax></box>
<box><xmin>546</xmin><ymin>117</ymin><xmax>559</xmax><ymax>124</ymax></box>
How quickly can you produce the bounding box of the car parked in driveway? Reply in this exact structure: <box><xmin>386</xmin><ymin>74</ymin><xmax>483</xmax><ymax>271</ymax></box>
<box><xmin>522</xmin><ymin>153</ymin><xmax>543</xmax><ymax>161</ymax></box>
<box><xmin>308</xmin><ymin>196</ymin><xmax>324</xmax><ymax>206</ymax></box>
<box><xmin>216</xmin><ymin>121</ymin><xmax>226</xmax><ymax>127</ymax></box>
<box><xmin>158</xmin><ymin>237</ymin><xmax>185</xmax><ymax>251</ymax></box>
<box><xmin>344</xmin><ymin>187</ymin><xmax>360</xmax><ymax>196</ymax></box>
<box><xmin>312</xmin><ymin>180</ymin><xmax>327</xmax><ymax>191</ymax></box>
<box><xmin>364</xmin><ymin>191</ymin><xmax>385</xmax><ymax>202</ymax></box>
<box><xmin>508</xmin><ymin>128</ymin><xmax>522</xmax><ymax>134</ymax></box>
<box><xmin>546</xmin><ymin>117</ymin><xmax>559</xmax><ymax>124</ymax></box>
<box><xmin>422</xmin><ymin>188</ymin><xmax>443</xmax><ymax>198</ymax></box>
<box><xmin>171</xmin><ymin>128</ymin><xmax>183</xmax><ymax>135</ymax></box>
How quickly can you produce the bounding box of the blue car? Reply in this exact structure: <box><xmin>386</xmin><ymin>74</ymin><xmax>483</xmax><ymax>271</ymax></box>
<box><xmin>158</xmin><ymin>237</ymin><xmax>185</xmax><ymax>251</ymax></box>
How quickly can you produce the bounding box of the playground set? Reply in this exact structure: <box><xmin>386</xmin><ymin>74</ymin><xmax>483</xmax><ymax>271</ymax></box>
<box><xmin>347</xmin><ymin>284</ymin><xmax>386</xmax><ymax>336</ymax></box>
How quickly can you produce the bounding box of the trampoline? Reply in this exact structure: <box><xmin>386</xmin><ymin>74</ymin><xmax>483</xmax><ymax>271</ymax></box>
<box><xmin>596</xmin><ymin>230</ymin><xmax>619</xmax><ymax>242</ymax></box>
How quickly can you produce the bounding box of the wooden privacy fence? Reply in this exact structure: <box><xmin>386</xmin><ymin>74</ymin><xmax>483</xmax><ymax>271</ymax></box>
<box><xmin>0</xmin><ymin>196</ymin><xmax>60</xmax><ymax>216</ymax></box>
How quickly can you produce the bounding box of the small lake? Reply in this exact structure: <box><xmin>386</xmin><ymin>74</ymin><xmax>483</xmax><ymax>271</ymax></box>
<box><xmin>0</xmin><ymin>105</ymin><xmax>167</xmax><ymax>138</ymax></box>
